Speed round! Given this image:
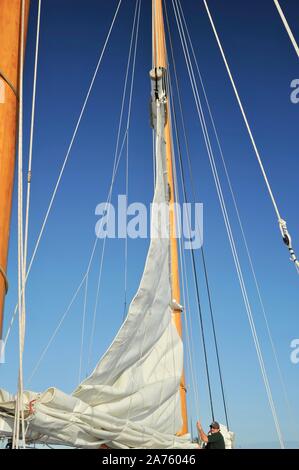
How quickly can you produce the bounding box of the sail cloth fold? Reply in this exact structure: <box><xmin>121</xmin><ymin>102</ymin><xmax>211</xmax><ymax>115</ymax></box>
<box><xmin>0</xmin><ymin>77</ymin><xmax>196</xmax><ymax>449</ymax></box>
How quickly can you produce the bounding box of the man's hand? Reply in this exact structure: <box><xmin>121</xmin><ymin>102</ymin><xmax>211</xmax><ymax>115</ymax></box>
<box><xmin>197</xmin><ymin>420</ymin><xmax>208</xmax><ymax>443</ymax></box>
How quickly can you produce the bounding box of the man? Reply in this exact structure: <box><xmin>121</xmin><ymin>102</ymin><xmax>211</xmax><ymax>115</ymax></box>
<box><xmin>197</xmin><ymin>420</ymin><xmax>225</xmax><ymax>449</ymax></box>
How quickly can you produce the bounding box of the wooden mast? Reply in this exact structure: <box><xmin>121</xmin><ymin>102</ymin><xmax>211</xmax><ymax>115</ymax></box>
<box><xmin>152</xmin><ymin>0</ymin><xmax>188</xmax><ymax>435</ymax></box>
<box><xmin>0</xmin><ymin>0</ymin><xmax>30</xmax><ymax>339</ymax></box>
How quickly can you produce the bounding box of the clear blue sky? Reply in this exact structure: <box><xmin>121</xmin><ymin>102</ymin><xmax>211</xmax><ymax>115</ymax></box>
<box><xmin>2</xmin><ymin>0</ymin><xmax>299</xmax><ymax>449</ymax></box>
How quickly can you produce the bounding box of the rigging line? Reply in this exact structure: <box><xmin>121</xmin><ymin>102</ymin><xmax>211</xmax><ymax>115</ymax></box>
<box><xmin>3</xmin><ymin>128</ymin><xmax>126</xmax><ymax>351</ymax></box>
<box><xmin>78</xmin><ymin>274</ymin><xmax>89</xmax><ymax>384</ymax></box>
<box><xmin>167</xmin><ymin>59</ymin><xmax>215</xmax><ymax>423</ymax></box>
<box><xmin>175</xmin><ymin>0</ymin><xmax>278</xmax><ymax>440</ymax></box>
<box><xmin>26</xmin><ymin>128</ymin><xmax>128</xmax><ymax>384</ymax></box>
<box><xmin>162</xmin><ymin>35</ymin><xmax>197</xmax><ymax>432</ymax></box>
<box><xmin>25</xmin><ymin>114</ymin><xmax>129</xmax><ymax>383</ymax></box>
<box><xmin>88</xmin><ymin>0</ymin><xmax>141</xmax><ymax>370</ymax></box>
<box><xmin>173</xmin><ymin>0</ymin><xmax>285</xmax><ymax>448</ymax></box>
<box><xmin>87</xmin><ymin>0</ymin><xmax>140</xmax><ymax>343</ymax></box>
<box><xmin>168</xmin><ymin>52</ymin><xmax>206</xmax><ymax>439</ymax></box>
<box><xmin>123</xmin><ymin>131</ymin><xmax>129</xmax><ymax>321</ymax></box>
<box><xmin>180</xmin><ymin>239</ymin><xmax>201</xmax><ymax>420</ymax></box>
<box><xmin>178</xmin><ymin>0</ymin><xmax>296</xmax><ymax>436</ymax></box>
<box><xmin>134</xmin><ymin>115</ymin><xmax>176</xmax><ymax>438</ymax></box>
<box><xmin>0</xmin><ymin>68</ymin><xmax>18</xmax><ymax>98</ymax></box>
<box><xmin>163</xmin><ymin>12</ymin><xmax>202</xmax><ymax>427</ymax></box>
<box><xmin>4</xmin><ymin>0</ymin><xmax>123</xmax><ymax>348</ymax></box>
<box><xmin>153</xmin><ymin>0</ymin><xmax>160</xmax><ymax>70</ymax></box>
<box><xmin>166</xmin><ymin>0</ymin><xmax>230</xmax><ymax>429</ymax></box>
<box><xmin>203</xmin><ymin>0</ymin><xmax>280</xmax><ymax>219</ymax></box>
<box><xmin>15</xmin><ymin>2</ymin><xmax>42</xmax><ymax>438</ymax></box>
<box><xmin>203</xmin><ymin>0</ymin><xmax>299</xmax><ymax>274</ymax></box>
<box><xmin>14</xmin><ymin>0</ymin><xmax>26</xmax><ymax>449</ymax></box>
<box><xmin>171</xmin><ymin>128</ymin><xmax>201</xmax><ymax>421</ymax></box>
<box><xmin>27</xmin><ymin>274</ymin><xmax>87</xmax><ymax>385</ymax></box>
<box><xmin>273</xmin><ymin>0</ymin><xmax>299</xmax><ymax>58</ymax></box>
<box><xmin>23</xmin><ymin>0</ymin><xmax>42</xmax><ymax>286</ymax></box>
<box><xmin>173</xmin><ymin>0</ymin><xmax>274</xmax><ymax>440</ymax></box>
<box><xmin>154</xmin><ymin>99</ymin><xmax>182</xmax><ymax>439</ymax></box>
<box><xmin>167</xmin><ymin>90</ymin><xmax>205</xmax><ymax>429</ymax></box>
<box><xmin>110</xmin><ymin>0</ymin><xmax>140</xmax><ymax>183</ymax></box>
<box><xmin>122</xmin><ymin>0</ymin><xmax>142</xmax><ymax>320</ymax></box>
<box><xmin>173</xmin><ymin>166</ymin><xmax>202</xmax><ymax>422</ymax></box>
<box><xmin>172</xmin><ymin>129</ymin><xmax>201</xmax><ymax>442</ymax></box>
<box><xmin>169</xmin><ymin>86</ymin><xmax>201</xmax><ymax>420</ymax></box>
<box><xmin>167</xmin><ymin>0</ymin><xmax>216</xmax><ymax>423</ymax></box>
<box><xmin>26</xmin><ymin>0</ymin><xmax>122</xmax><ymax>278</ymax></box>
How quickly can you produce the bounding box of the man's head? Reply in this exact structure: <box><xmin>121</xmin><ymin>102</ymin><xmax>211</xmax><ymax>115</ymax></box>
<box><xmin>209</xmin><ymin>421</ymin><xmax>220</xmax><ymax>433</ymax></box>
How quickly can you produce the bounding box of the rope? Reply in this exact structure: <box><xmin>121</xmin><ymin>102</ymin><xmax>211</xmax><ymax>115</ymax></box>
<box><xmin>164</xmin><ymin>5</ymin><xmax>203</xmax><ymax>424</ymax></box>
<box><xmin>203</xmin><ymin>0</ymin><xmax>299</xmax><ymax>274</ymax></box>
<box><xmin>166</xmin><ymin>29</ymin><xmax>214</xmax><ymax>423</ymax></box>
<box><xmin>14</xmin><ymin>1</ymin><xmax>42</xmax><ymax>440</ymax></box>
<box><xmin>165</xmin><ymin>61</ymin><xmax>202</xmax><ymax>428</ymax></box>
<box><xmin>27</xmin><ymin>274</ymin><xmax>87</xmax><ymax>384</ymax></box>
<box><xmin>166</xmin><ymin>0</ymin><xmax>230</xmax><ymax>429</ymax></box>
<box><xmin>14</xmin><ymin>0</ymin><xmax>27</xmax><ymax>450</ymax></box>
<box><xmin>0</xmin><ymin>69</ymin><xmax>18</xmax><ymax>98</ymax></box>
<box><xmin>156</xmin><ymin>20</ymin><xmax>201</xmax><ymax>433</ymax></box>
<box><xmin>177</xmin><ymin>0</ymin><xmax>285</xmax><ymax>446</ymax></box>
<box><xmin>180</xmin><ymin>0</ymin><xmax>298</xmax><ymax>436</ymax></box>
<box><xmin>168</xmin><ymin>81</ymin><xmax>202</xmax><ymax>422</ymax></box>
<box><xmin>78</xmin><ymin>274</ymin><xmax>89</xmax><ymax>384</ymax></box>
<box><xmin>27</xmin><ymin>123</ymin><xmax>129</xmax><ymax>383</ymax></box>
<box><xmin>0</xmin><ymin>266</ymin><xmax>8</xmax><ymax>294</ymax></box>
<box><xmin>88</xmin><ymin>0</ymin><xmax>141</xmax><ymax>369</ymax></box>
<box><xmin>122</xmin><ymin>131</ymin><xmax>129</xmax><ymax>321</ymax></box>
<box><xmin>157</xmin><ymin>8</ymin><xmax>203</xmax><ymax>434</ymax></box>
<box><xmin>27</xmin><ymin>0</ymin><xmax>141</xmax><ymax>382</ymax></box>
<box><xmin>4</xmin><ymin>0</ymin><xmax>123</xmax><ymax>349</ymax></box>
<box><xmin>273</xmin><ymin>0</ymin><xmax>299</xmax><ymax>58</ymax></box>
<box><xmin>173</xmin><ymin>0</ymin><xmax>285</xmax><ymax>448</ymax></box>
<box><xmin>23</xmin><ymin>0</ymin><xmax>42</xmax><ymax>292</ymax></box>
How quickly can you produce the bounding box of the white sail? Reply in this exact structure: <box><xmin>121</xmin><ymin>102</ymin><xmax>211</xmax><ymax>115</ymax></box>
<box><xmin>0</xmin><ymin>70</ymin><xmax>196</xmax><ymax>449</ymax></box>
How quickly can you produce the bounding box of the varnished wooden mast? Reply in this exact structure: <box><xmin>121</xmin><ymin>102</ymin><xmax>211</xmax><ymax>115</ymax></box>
<box><xmin>0</xmin><ymin>0</ymin><xmax>30</xmax><ymax>339</ymax></box>
<box><xmin>152</xmin><ymin>0</ymin><xmax>188</xmax><ymax>435</ymax></box>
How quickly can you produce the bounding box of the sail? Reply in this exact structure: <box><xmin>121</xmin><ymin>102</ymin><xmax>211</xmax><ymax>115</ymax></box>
<box><xmin>0</xmin><ymin>70</ymin><xmax>196</xmax><ymax>449</ymax></box>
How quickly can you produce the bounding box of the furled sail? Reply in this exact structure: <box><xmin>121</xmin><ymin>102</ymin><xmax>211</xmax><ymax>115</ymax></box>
<box><xmin>0</xmin><ymin>70</ymin><xmax>196</xmax><ymax>449</ymax></box>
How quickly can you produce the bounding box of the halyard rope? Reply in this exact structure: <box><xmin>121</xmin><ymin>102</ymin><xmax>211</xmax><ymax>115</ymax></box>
<box><xmin>173</xmin><ymin>0</ymin><xmax>285</xmax><ymax>448</ymax></box>
<box><xmin>204</xmin><ymin>0</ymin><xmax>299</xmax><ymax>274</ymax></box>
<box><xmin>4</xmin><ymin>0</ymin><xmax>123</xmax><ymax>349</ymax></box>
<box><xmin>273</xmin><ymin>0</ymin><xmax>299</xmax><ymax>58</ymax></box>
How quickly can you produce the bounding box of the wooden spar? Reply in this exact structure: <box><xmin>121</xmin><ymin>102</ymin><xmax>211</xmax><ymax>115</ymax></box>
<box><xmin>152</xmin><ymin>0</ymin><xmax>188</xmax><ymax>435</ymax></box>
<box><xmin>0</xmin><ymin>0</ymin><xmax>30</xmax><ymax>339</ymax></box>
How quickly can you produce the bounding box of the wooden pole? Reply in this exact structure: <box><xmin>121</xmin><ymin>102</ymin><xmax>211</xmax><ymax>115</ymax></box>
<box><xmin>152</xmin><ymin>0</ymin><xmax>188</xmax><ymax>435</ymax></box>
<box><xmin>0</xmin><ymin>0</ymin><xmax>30</xmax><ymax>339</ymax></box>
